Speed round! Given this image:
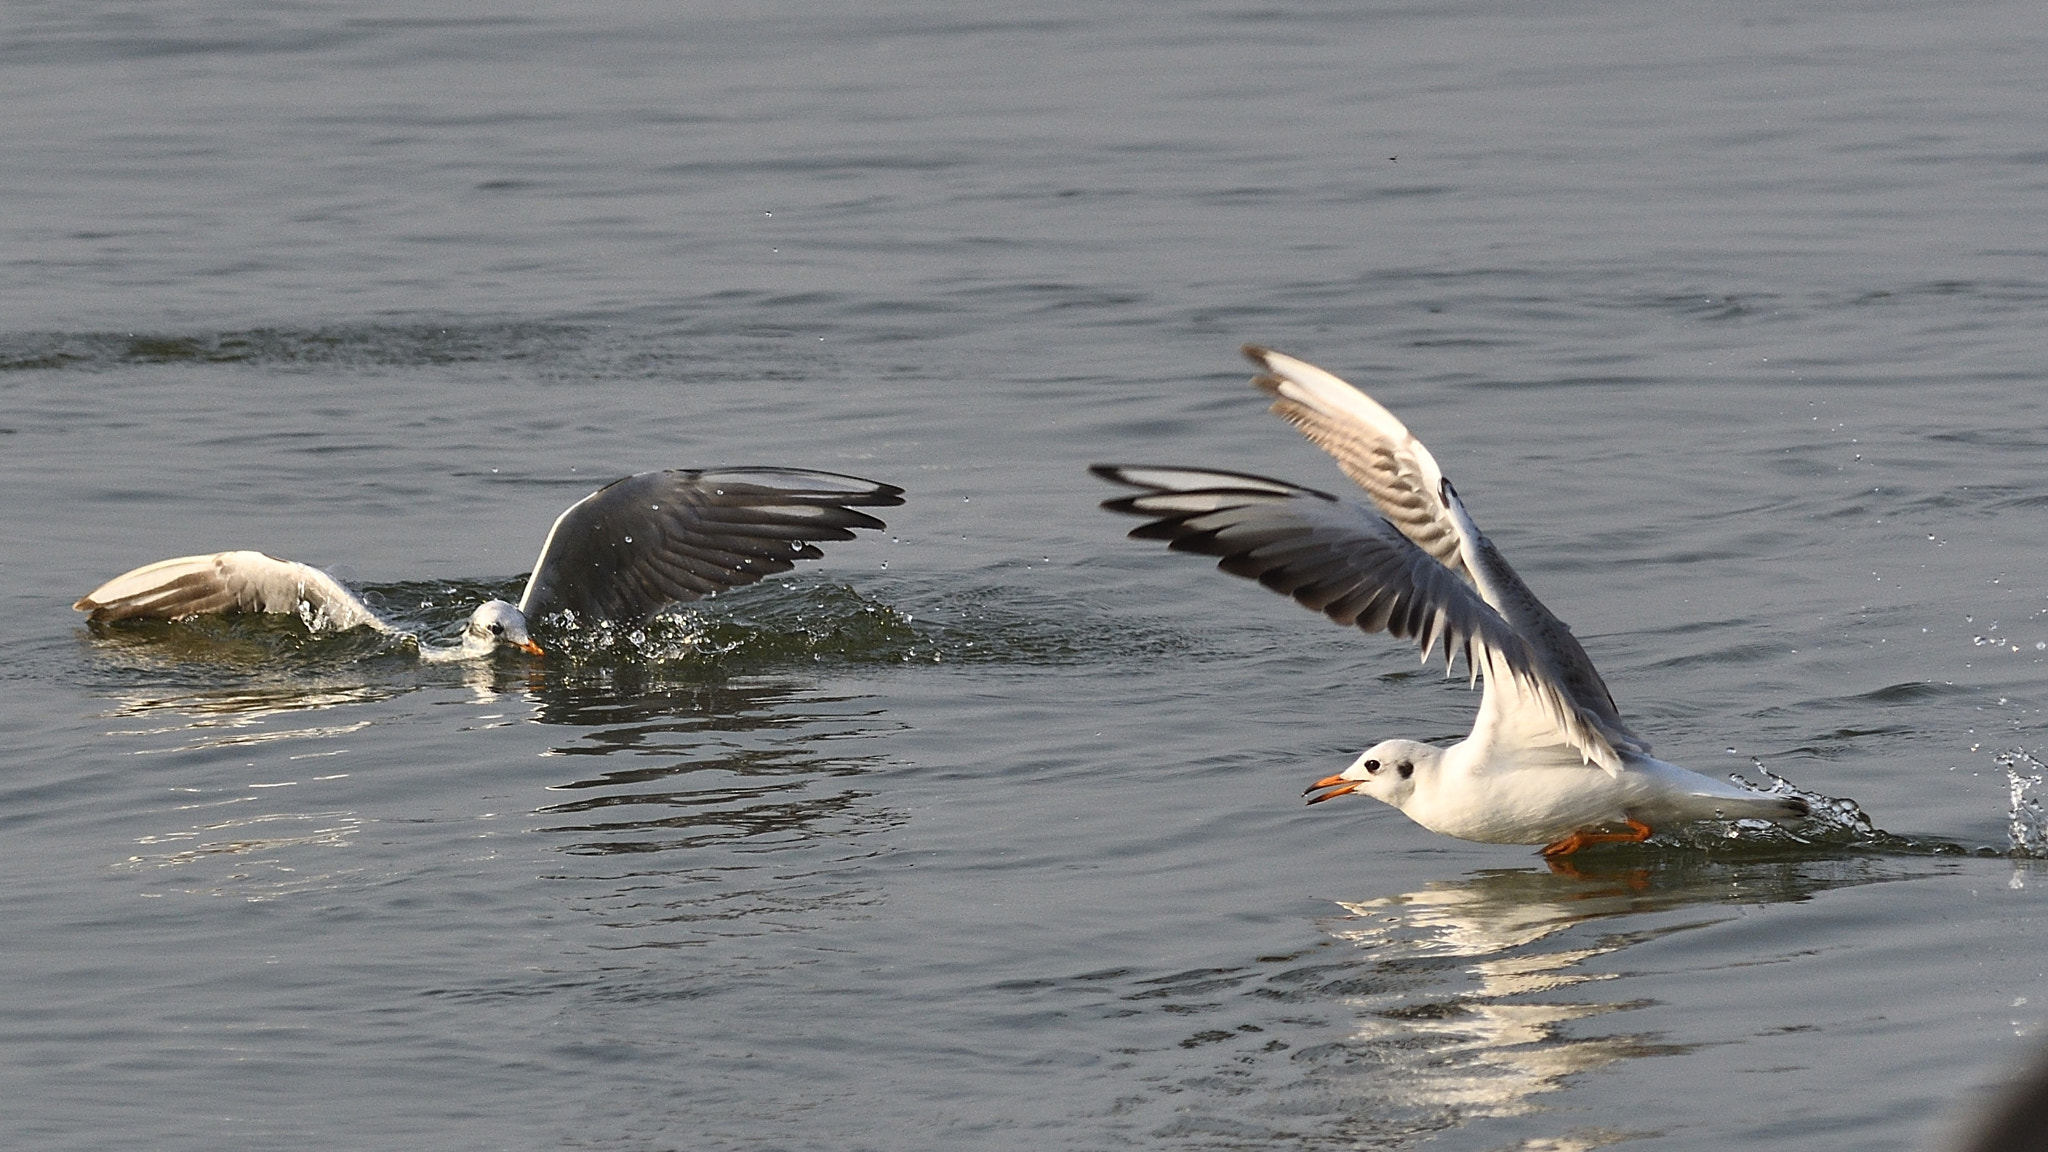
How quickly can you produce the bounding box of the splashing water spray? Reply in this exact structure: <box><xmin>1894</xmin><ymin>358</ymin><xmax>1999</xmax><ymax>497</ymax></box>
<box><xmin>1999</xmin><ymin>748</ymin><xmax>2048</xmax><ymax>858</ymax></box>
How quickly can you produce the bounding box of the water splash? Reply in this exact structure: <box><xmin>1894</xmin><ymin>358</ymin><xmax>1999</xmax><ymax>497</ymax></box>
<box><xmin>524</xmin><ymin>577</ymin><xmax>1178</xmax><ymax>672</ymax></box>
<box><xmin>531</xmin><ymin>582</ymin><xmax>936</xmax><ymax>668</ymax></box>
<box><xmin>1741</xmin><ymin>759</ymin><xmax>1880</xmax><ymax>841</ymax></box>
<box><xmin>1644</xmin><ymin>758</ymin><xmax>1958</xmax><ymax>856</ymax></box>
<box><xmin>1999</xmin><ymin>748</ymin><xmax>2048</xmax><ymax>858</ymax></box>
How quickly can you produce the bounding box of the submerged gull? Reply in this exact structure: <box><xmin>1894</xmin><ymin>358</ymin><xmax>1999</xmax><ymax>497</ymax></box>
<box><xmin>1095</xmin><ymin>346</ymin><xmax>1806</xmax><ymax>856</ymax></box>
<box><xmin>76</xmin><ymin>467</ymin><xmax>903</xmax><ymax>659</ymax></box>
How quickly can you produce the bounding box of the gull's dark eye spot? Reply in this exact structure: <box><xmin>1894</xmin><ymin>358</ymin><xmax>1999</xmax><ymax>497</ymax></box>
<box><xmin>488</xmin><ymin>623</ymin><xmax>504</xmax><ymax>636</ymax></box>
<box><xmin>1363</xmin><ymin>759</ymin><xmax>1380</xmax><ymax>774</ymax></box>
<box><xmin>1397</xmin><ymin>761</ymin><xmax>1414</xmax><ymax>779</ymax></box>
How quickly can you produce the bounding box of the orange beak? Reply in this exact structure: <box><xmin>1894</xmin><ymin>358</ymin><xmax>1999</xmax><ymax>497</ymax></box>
<box><xmin>1303</xmin><ymin>773</ymin><xmax>1360</xmax><ymax>806</ymax></box>
<box><xmin>516</xmin><ymin>639</ymin><xmax>544</xmax><ymax>656</ymax></box>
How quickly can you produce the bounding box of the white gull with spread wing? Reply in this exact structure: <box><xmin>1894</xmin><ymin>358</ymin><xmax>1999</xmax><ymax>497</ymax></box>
<box><xmin>1095</xmin><ymin>346</ymin><xmax>1805</xmax><ymax>856</ymax></box>
<box><xmin>76</xmin><ymin>467</ymin><xmax>903</xmax><ymax>660</ymax></box>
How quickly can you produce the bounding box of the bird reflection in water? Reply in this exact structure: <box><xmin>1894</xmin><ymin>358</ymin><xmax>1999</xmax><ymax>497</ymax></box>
<box><xmin>516</xmin><ymin>662</ymin><xmax>901</xmax><ymax>941</ymax></box>
<box><xmin>1309</xmin><ymin>856</ymin><xmax>1913</xmax><ymax>1132</ymax></box>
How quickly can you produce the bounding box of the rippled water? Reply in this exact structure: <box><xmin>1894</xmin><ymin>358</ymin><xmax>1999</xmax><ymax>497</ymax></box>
<box><xmin>6</xmin><ymin>3</ymin><xmax>2048</xmax><ymax>1150</ymax></box>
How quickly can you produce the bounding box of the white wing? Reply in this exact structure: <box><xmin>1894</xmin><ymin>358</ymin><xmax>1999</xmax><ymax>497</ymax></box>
<box><xmin>74</xmin><ymin>551</ymin><xmax>388</xmax><ymax>632</ymax></box>
<box><xmin>1246</xmin><ymin>345</ymin><xmax>1467</xmax><ymax>573</ymax></box>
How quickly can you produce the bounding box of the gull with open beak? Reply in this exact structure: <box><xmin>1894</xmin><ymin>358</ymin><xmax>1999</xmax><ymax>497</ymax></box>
<box><xmin>1095</xmin><ymin>347</ymin><xmax>1807</xmax><ymax>856</ymax></box>
<box><xmin>75</xmin><ymin>467</ymin><xmax>903</xmax><ymax>660</ymax></box>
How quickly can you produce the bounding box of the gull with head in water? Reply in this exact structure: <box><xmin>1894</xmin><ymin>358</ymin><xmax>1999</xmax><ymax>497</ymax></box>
<box><xmin>1094</xmin><ymin>346</ymin><xmax>1807</xmax><ymax>856</ymax></box>
<box><xmin>75</xmin><ymin>467</ymin><xmax>903</xmax><ymax>660</ymax></box>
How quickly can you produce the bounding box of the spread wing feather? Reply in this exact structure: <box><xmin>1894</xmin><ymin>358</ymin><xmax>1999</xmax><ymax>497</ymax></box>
<box><xmin>73</xmin><ymin>551</ymin><xmax>387</xmax><ymax>632</ymax></box>
<box><xmin>1241</xmin><ymin>346</ymin><xmax>1650</xmax><ymax>761</ymax></box>
<box><xmin>516</xmin><ymin>467</ymin><xmax>902</xmax><ymax>625</ymax></box>
<box><xmin>1246</xmin><ymin>346</ymin><xmax>1468</xmax><ymax>573</ymax></box>
<box><xmin>1093</xmin><ymin>465</ymin><xmax>1623</xmax><ymax>772</ymax></box>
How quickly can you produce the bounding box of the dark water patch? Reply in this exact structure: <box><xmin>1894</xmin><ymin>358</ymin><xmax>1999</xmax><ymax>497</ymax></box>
<box><xmin>1639</xmin><ymin>639</ymin><xmax>1783</xmax><ymax>671</ymax></box>
<box><xmin>0</xmin><ymin>323</ymin><xmax>595</xmax><ymax>373</ymax></box>
<box><xmin>1927</xmin><ymin>428</ymin><xmax>2048</xmax><ymax>451</ymax></box>
<box><xmin>526</xmin><ymin>676</ymin><xmax>858</xmax><ymax>740</ymax></box>
<box><xmin>537</xmin><ymin>786</ymin><xmax>886</xmax><ymax>857</ymax></box>
<box><xmin>0</xmin><ymin>314</ymin><xmax>863</xmax><ymax>384</ymax></box>
<box><xmin>658</xmin><ymin>152</ymin><xmax>969</xmax><ymax>178</ymax></box>
<box><xmin>1858</xmin><ymin>680</ymin><xmax>1969</xmax><ymax>704</ymax></box>
<box><xmin>545</xmin><ymin>837</ymin><xmax>891</xmax><ymax>938</ymax></box>
<box><xmin>953</xmin><ymin>280</ymin><xmax>1150</xmax><ymax>314</ymax></box>
<box><xmin>1886</xmin><ymin>483</ymin><xmax>2047</xmax><ymax>518</ymax></box>
<box><xmin>420</xmin><ymin>975</ymin><xmax>607</xmax><ymax>1004</ymax></box>
<box><xmin>1339</xmin><ymin>183</ymin><xmax>1458</xmax><ymax>201</ymax></box>
<box><xmin>1774</xmin><ymin>724</ymin><xmax>1917</xmax><ymax>760</ymax></box>
<box><xmin>0</xmin><ymin>21</ymin><xmax>381</xmax><ymax>66</ymax></box>
<box><xmin>1656</xmin><ymin>292</ymin><xmax>1771</xmax><ymax>322</ymax></box>
<box><xmin>1743</xmin><ymin>680</ymin><xmax>1983</xmax><ymax>737</ymax></box>
<box><xmin>864</xmin><ymin>15</ymin><xmax>1086</xmax><ymax>37</ymax></box>
<box><xmin>531</xmin><ymin>681</ymin><xmax>890</xmax><ymax>793</ymax></box>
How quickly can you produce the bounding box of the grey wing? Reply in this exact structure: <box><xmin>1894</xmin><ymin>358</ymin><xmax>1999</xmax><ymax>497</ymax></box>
<box><xmin>1093</xmin><ymin>464</ymin><xmax>1624</xmax><ymax>771</ymax></box>
<box><xmin>1459</xmin><ymin>524</ymin><xmax>1649</xmax><ymax>757</ymax></box>
<box><xmin>516</xmin><ymin>467</ymin><xmax>904</xmax><ymax>625</ymax></box>
<box><xmin>73</xmin><ymin>551</ymin><xmax>386</xmax><ymax>631</ymax></box>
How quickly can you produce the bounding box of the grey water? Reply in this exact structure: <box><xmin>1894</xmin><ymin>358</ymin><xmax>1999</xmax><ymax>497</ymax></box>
<box><xmin>5</xmin><ymin>2</ymin><xmax>2048</xmax><ymax>1149</ymax></box>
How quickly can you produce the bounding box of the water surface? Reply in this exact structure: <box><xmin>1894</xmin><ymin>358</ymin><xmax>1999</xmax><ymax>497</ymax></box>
<box><xmin>5</xmin><ymin>3</ymin><xmax>2048</xmax><ymax>1149</ymax></box>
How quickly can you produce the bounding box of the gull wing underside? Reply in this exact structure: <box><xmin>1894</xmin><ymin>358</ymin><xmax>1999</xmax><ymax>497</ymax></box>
<box><xmin>73</xmin><ymin>551</ymin><xmax>387</xmax><ymax>632</ymax></box>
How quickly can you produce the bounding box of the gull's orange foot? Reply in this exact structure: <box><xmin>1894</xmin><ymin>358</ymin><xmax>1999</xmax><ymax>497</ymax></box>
<box><xmin>1539</xmin><ymin>817</ymin><xmax>1653</xmax><ymax>858</ymax></box>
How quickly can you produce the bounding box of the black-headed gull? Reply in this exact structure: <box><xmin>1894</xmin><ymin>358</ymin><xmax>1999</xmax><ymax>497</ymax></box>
<box><xmin>76</xmin><ymin>467</ymin><xmax>903</xmax><ymax>659</ymax></box>
<box><xmin>1095</xmin><ymin>347</ymin><xmax>1806</xmax><ymax>856</ymax></box>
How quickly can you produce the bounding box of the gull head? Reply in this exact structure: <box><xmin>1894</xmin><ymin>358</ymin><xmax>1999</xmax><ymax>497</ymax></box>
<box><xmin>1304</xmin><ymin>739</ymin><xmax>1441</xmax><ymax>807</ymax></box>
<box><xmin>462</xmin><ymin>599</ymin><xmax>543</xmax><ymax>656</ymax></box>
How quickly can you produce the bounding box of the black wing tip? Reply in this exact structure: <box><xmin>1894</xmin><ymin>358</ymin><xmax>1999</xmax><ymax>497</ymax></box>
<box><xmin>834</xmin><ymin>508</ymin><xmax>890</xmax><ymax>532</ymax></box>
<box><xmin>1242</xmin><ymin>344</ymin><xmax>1289</xmax><ymax>397</ymax></box>
<box><xmin>847</xmin><ymin>480</ymin><xmax>906</xmax><ymax>507</ymax></box>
